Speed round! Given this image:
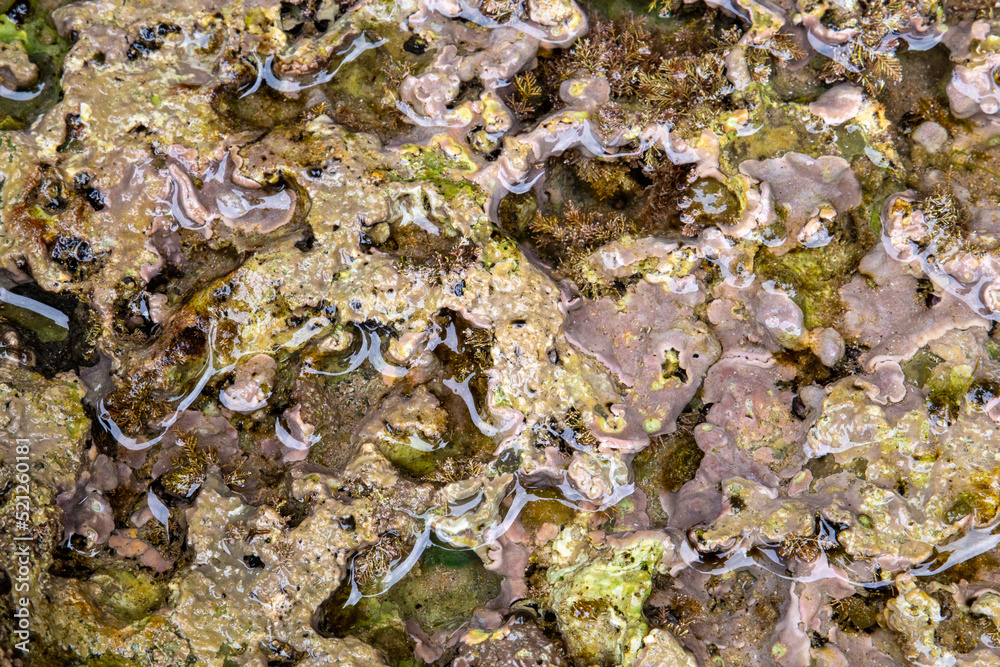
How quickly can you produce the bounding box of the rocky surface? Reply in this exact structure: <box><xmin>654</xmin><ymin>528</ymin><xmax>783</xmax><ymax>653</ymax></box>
<box><xmin>1</xmin><ymin>0</ymin><xmax>1000</xmax><ymax>666</ymax></box>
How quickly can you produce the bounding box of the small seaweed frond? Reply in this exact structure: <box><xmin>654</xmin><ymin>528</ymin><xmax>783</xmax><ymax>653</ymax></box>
<box><xmin>507</xmin><ymin>97</ymin><xmax>535</xmax><ymax>122</ymax></box>
<box><xmin>869</xmin><ymin>49</ymin><xmax>903</xmax><ymax>82</ymax></box>
<box><xmin>563</xmin><ymin>249</ymin><xmax>632</xmax><ymax>300</ymax></box>
<box><xmin>513</xmin><ymin>71</ymin><xmax>543</xmax><ymax>102</ymax></box>
<box><xmin>176</xmin><ymin>432</ymin><xmax>218</xmax><ymax>467</ymax></box>
<box><xmin>557</xmin><ymin>16</ymin><xmax>653</xmax><ymax>97</ymax></box>
<box><xmin>507</xmin><ymin>70</ymin><xmax>545</xmax><ymax>121</ymax></box>
<box><xmin>596</xmin><ymin>101</ymin><xmax>628</xmax><ymax>139</ymax></box>
<box><xmin>352</xmin><ymin>532</ymin><xmax>405</xmax><ymax>587</ymax></box>
<box><xmin>738</xmin><ymin>32</ymin><xmax>806</xmax><ymax>83</ymax></box>
<box><xmin>645</xmin><ymin>605</ymin><xmax>694</xmax><ymax>636</ymax></box>
<box><xmin>646</xmin><ymin>0</ymin><xmax>681</xmax><ymax>17</ymax></box>
<box><xmin>852</xmin><ymin>47</ymin><xmax>903</xmax><ymax>93</ymax></box>
<box><xmin>976</xmin><ymin>3</ymin><xmax>998</xmax><ymax>21</ymax></box>
<box><xmin>380</xmin><ymin>53</ymin><xmax>414</xmax><ymax>104</ymax></box>
<box><xmin>532</xmin><ymin>409</ymin><xmax>600</xmax><ymax>452</ymax></box>
<box><xmin>714</xmin><ymin>26</ymin><xmax>742</xmax><ymax>49</ymax></box>
<box><xmin>159</xmin><ymin>432</ymin><xmax>220</xmax><ymax>499</ymax></box>
<box><xmin>763</xmin><ymin>33</ymin><xmax>807</xmax><ymax>61</ymax></box>
<box><xmin>530</xmin><ymin>203</ymin><xmax>637</xmax><ymax>297</ymax></box>
<box><xmin>529</xmin><ymin>202</ymin><xmax>634</xmax><ymax>252</ymax></box>
<box><xmin>566</xmin><ymin>152</ymin><xmax>640</xmax><ymax>201</ymax></box>
<box><xmin>269</xmin><ymin>540</ymin><xmax>295</xmax><ymax>564</ymax></box>
<box><xmin>565</xmin><ymin>407</ymin><xmax>599</xmax><ymax>449</ymax></box>
<box><xmin>777</xmin><ymin>535</ymin><xmax>823</xmax><ymax>563</ymax></box>
<box><xmin>224</xmin><ymin>454</ymin><xmax>250</xmax><ymax>489</ymax></box>
<box><xmin>915</xmin><ymin>98</ymin><xmax>951</xmax><ymax>127</ymax></box>
<box><xmin>637</xmin><ymin>49</ymin><xmax>729</xmax><ymax>127</ymax></box>
<box><xmin>224</xmin><ymin>521</ymin><xmax>269</xmax><ymax>544</ymax></box>
<box><xmin>776</xmin><ymin>524</ymin><xmax>838</xmax><ymax>563</ymax></box>
<box><xmin>744</xmin><ymin>47</ymin><xmax>773</xmax><ymax>84</ymax></box>
<box><xmin>424</xmin><ymin>457</ymin><xmax>487</xmax><ymax>484</ymax></box>
<box><xmin>463</xmin><ymin>326</ymin><xmax>495</xmax><ymax>368</ymax></box>
<box><xmin>921</xmin><ymin>189</ymin><xmax>962</xmax><ymax>229</ymax></box>
<box><xmin>105</xmin><ymin>375</ymin><xmax>168</xmax><ymax>437</ymax></box>
<box><xmin>915</xmin><ymin>185</ymin><xmax>966</xmax><ymax>255</ymax></box>
<box><xmin>415</xmin><ymin>241</ymin><xmax>482</xmax><ymax>282</ymax></box>
<box><xmin>818</xmin><ymin>0</ymin><xmax>922</xmax><ymax>92</ymax></box>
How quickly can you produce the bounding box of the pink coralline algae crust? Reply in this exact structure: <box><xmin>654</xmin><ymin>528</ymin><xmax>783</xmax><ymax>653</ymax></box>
<box><xmin>563</xmin><ymin>278</ymin><xmax>721</xmax><ymax>446</ymax></box>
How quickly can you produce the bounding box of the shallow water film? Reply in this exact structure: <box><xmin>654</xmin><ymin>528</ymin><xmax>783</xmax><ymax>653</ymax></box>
<box><xmin>5</xmin><ymin>0</ymin><xmax>1000</xmax><ymax>665</ymax></box>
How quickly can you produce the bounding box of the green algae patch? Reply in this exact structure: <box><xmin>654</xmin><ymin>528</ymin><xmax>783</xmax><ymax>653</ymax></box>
<box><xmin>902</xmin><ymin>348</ymin><xmax>945</xmax><ymax>388</ymax></box>
<box><xmin>215</xmin><ymin>23</ymin><xmax>421</xmax><ymax>140</ymax></box>
<box><xmin>520</xmin><ymin>489</ymin><xmax>578</xmax><ymax>533</ymax></box>
<box><xmin>834</xmin><ymin>125</ymin><xmax>873</xmax><ymax>162</ymax></box>
<box><xmin>632</xmin><ymin>430</ymin><xmax>703</xmax><ymax>526</ymax></box>
<box><xmin>396</xmin><ymin>140</ymin><xmax>486</xmax><ymax>204</ymax></box>
<box><xmin>86</xmin><ymin>570</ymin><xmax>169</xmax><ymax>624</ymax></box>
<box><xmin>833</xmin><ymin>595</ymin><xmax>881</xmax><ymax>631</ymax></box>
<box><xmin>498</xmin><ymin>190</ymin><xmax>538</xmax><ymax>237</ymax></box>
<box><xmin>944</xmin><ymin>492</ymin><xmax>977</xmax><ymax>525</ymax></box>
<box><xmin>0</xmin><ymin>9</ymin><xmax>65</xmax><ymax>61</ymax></box>
<box><xmin>319</xmin><ymin>546</ymin><xmax>501</xmax><ymax>664</ymax></box>
<box><xmin>727</xmin><ymin>106</ymin><xmax>828</xmax><ymax>163</ymax></box>
<box><xmin>548</xmin><ymin>539</ymin><xmax>665</xmax><ymax>666</ymax></box>
<box><xmin>213</xmin><ymin>82</ymin><xmax>310</xmax><ymax>132</ymax></box>
<box><xmin>0</xmin><ymin>1</ymin><xmax>71</xmax><ymax>127</ymax></box>
<box><xmin>0</xmin><ymin>298</ymin><xmax>67</xmax><ymax>342</ymax></box>
<box><xmin>391</xmin><ymin>547</ymin><xmax>502</xmax><ymax>629</ymax></box>
<box><xmin>319</xmin><ymin>23</ymin><xmax>423</xmax><ymax>139</ymax></box>
<box><xmin>755</xmin><ymin>236</ymin><xmax>868</xmax><ymax>330</ymax></box>
<box><xmin>678</xmin><ymin>178</ymin><xmax>739</xmax><ymax>231</ymax></box>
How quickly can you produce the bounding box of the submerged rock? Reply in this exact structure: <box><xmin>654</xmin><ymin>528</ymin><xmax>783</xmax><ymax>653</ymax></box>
<box><xmin>2</xmin><ymin>0</ymin><xmax>1000</xmax><ymax>664</ymax></box>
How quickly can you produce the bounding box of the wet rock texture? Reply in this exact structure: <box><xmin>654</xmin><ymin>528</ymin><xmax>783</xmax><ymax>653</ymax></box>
<box><xmin>2</xmin><ymin>0</ymin><xmax>1000</xmax><ymax>665</ymax></box>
